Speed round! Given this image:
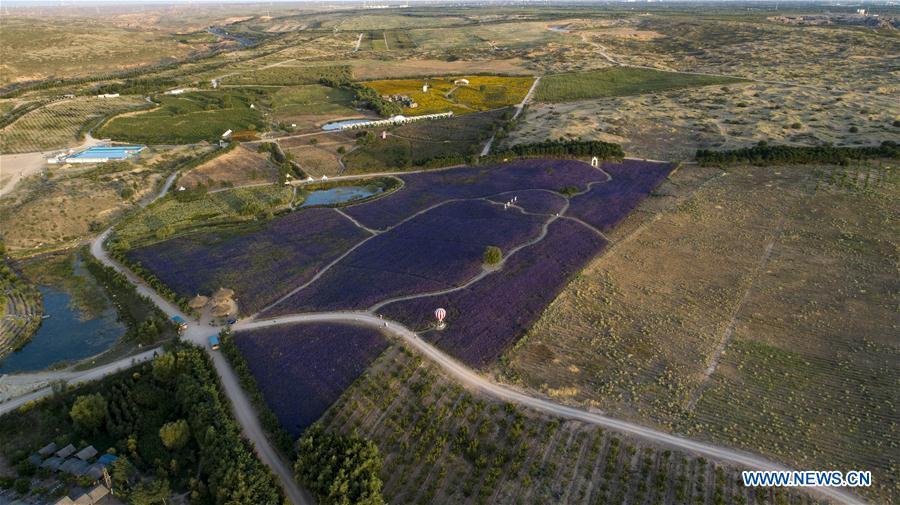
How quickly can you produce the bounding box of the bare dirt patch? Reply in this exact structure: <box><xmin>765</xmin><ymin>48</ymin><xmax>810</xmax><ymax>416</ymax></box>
<box><xmin>279</xmin><ymin>132</ymin><xmax>357</xmax><ymax>178</ymax></box>
<box><xmin>178</xmin><ymin>145</ymin><xmax>279</xmax><ymax>189</ymax></box>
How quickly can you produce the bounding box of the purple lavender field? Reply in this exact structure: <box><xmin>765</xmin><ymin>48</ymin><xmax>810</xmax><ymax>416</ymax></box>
<box><xmin>262</xmin><ymin>200</ymin><xmax>547</xmax><ymax>315</ymax></box>
<box><xmin>344</xmin><ymin>159</ymin><xmax>608</xmax><ymax>230</ymax></box>
<box><xmin>125</xmin><ymin>208</ymin><xmax>368</xmax><ymax>314</ymax></box>
<box><xmin>234</xmin><ymin>323</ymin><xmax>388</xmax><ymax>437</ymax></box>
<box><xmin>566</xmin><ymin>160</ymin><xmax>676</xmax><ymax>232</ymax></box>
<box><xmin>486</xmin><ymin>189</ymin><xmax>568</xmax><ymax>216</ymax></box>
<box><xmin>378</xmin><ymin>219</ymin><xmax>607</xmax><ymax>368</ymax></box>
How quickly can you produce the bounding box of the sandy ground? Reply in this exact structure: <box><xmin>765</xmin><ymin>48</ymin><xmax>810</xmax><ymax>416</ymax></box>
<box><xmin>506</xmin><ymin>82</ymin><xmax>900</xmax><ymax>161</ymax></box>
<box><xmin>0</xmin><ymin>151</ymin><xmax>47</xmax><ymax>197</ymax></box>
<box><xmin>0</xmin><ymin>131</ymin><xmax>105</xmax><ymax>197</ymax></box>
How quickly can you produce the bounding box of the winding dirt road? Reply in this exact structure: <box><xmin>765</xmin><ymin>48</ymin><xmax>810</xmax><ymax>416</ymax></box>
<box><xmin>236</xmin><ymin>312</ymin><xmax>866</xmax><ymax>505</ymax></box>
<box><xmin>0</xmin><ymin>159</ymin><xmax>869</xmax><ymax>505</ymax></box>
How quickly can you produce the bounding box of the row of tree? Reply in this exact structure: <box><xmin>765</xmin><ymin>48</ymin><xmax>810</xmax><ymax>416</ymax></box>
<box><xmin>696</xmin><ymin>140</ymin><xmax>900</xmax><ymax>166</ymax></box>
<box><xmin>488</xmin><ymin>139</ymin><xmax>625</xmax><ymax>161</ymax></box>
<box><xmin>81</xmin><ymin>251</ymin><xmax>176</xmax><ymax>344</ymax></box>
<box><xmin>257</xmin><ymin>142</ymin><xmax>307</xmax><ymax>181</ymax></box>
<box><xmin>92</xmin><ymin>78</ymin><xmax>179</xmax><ymax>97</ymax></box>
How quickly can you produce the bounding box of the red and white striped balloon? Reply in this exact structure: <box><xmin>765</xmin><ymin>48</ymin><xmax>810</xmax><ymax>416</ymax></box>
<box><xmin>434</xmin><ymin>308</ymin><xmax>446</xmax><ymax>322</ymax></box>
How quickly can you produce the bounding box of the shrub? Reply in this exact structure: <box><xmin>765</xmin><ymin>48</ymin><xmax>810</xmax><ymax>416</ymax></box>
<box><xmin>483</xmin><ymin>246</ymin><xmax>502</xmax><ymax>265</ymax></box>
<box><xmin>159</xmin><ymin>419</ymin><xmax>190</xmax><ymax>450</ymax></box>
<box><xmin>69</xmin><ymin>393</ymin><xmax>107</xmax><ymax>433</ymax></box>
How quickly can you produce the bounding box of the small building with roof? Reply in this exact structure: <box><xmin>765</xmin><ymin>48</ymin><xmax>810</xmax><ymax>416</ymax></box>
<box><xmin>38</xmin><ymin>442</ymin><xmax>58</xmax><ymax>456</ymax></box>
<box><xmin>189</xmin><ymin>295</ymin><xmax>209</xmax><ymax>310</ymax></box>
<box><xmin>56</xmin><ymin>444</ymin><xmax>76</xmax><ymax>458</ymax></box>
<box><xmin>60</xmin><ymin>457</ymin><xmax>90</xmax><ymax>476</ymax></box>
<box><xmin>76</xmin><ymin>445</ymin><xmax>98</xmax><ymax>461</ymax></box>
<box><xmin>87</xmin><ymin>484</ymin><xmax>110</xmax><ymax>502</ymax></box>
<box><xmin>85</xmin><ymin>463</ymin><xmax>105</xmax><ymax>479</ymax></box>
<box><xmin>41</xmin><ymin>456</ymin><xmax>64</xmax><ymax>471</ymax></box>
<box><xmin>211</xmin><ymin>287</ymin><xmax>235</xmax><ymax>301</ymax></box>
<box><xmin>172</xmin><ymin>315</ymin><xmax>188</xmax><ymax>333</ymax></box>
<box><xmin>97</xmin><ymin>453</ymin><xmax>119</xmax><ymax>466</ymax></box>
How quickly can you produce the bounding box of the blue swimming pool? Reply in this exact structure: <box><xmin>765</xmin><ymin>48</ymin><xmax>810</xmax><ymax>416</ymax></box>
<box><xmin>67</xmin><ymin>145</ymin><xmax>144</xmax><ymax>160</ymax></box>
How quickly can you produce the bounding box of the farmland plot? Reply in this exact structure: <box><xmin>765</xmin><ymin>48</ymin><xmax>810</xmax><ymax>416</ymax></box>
<box><xmin>534</xmin><ymin>67</ymin><xmax>744</xmax><ymax>103</ymax></box>
<box><xmin>0</xmin><ymin>96</ymin><xmax>147</xmax><ymax>154</ymax></box>
<box><xmin>123</xmin><ymin>208</ymin><xmax>369</xmax><ymax>314</ymax></box>
<box><xmin>486</xmin><ymin>189</ymin><xmax>567</xmax><ymax>215</ymax></box>
<box><xmin>566</xmin><ymin>159</ymin><xmax>677</xmax><ymax>232</ymax></box>
<box><xmin>320</xmin><ymin>345</ymin><xmax>820</xmax><ymax>505</ymax></box>
<box><xmin>271</xmin><ymin>84</ymin><xmax>360</xmax><ymax>131</ymax></box>
<box><xmin>342</xmin><ymin>109</ymin><xmax>506</xmax><ymax>173</ymax></box>
<box><xmin>177</xmin><ymin>144</ymin><xmax>279</xmax><ymax>189</ymax></box>
<box><xmin>262</xmin><ymin>200</ymin><xmax>548</xmax><ymax>315</ymax></box>
<box><xmin>233</xmin><ymin>322</ymin><xmax>388</xmax><ymax>437</ymax></box>
<box><xmin>362</xmin><ymin>75</ymin><xmax>534</xmax><ymax>116</ymax></box>
<box><xmin>219</xmin><ymin>65</ymin><xmax>352</xmax><ymax>86</ymax></box>
<box><xmin>114</xmin><ymin>185</ymin><xmax>294</xmax><ymax>246</ymax></box>
<box><xmin>502</xmin><ymin>163</ymin><xmax>899</xmax><ymax>504</ymax></box>
<box><xmin>97</xmin><ymin>89</ymin><xmax>267</xmax><ymax>144</ymax></box>
<box><xmin>378</xmin><ymin>219</ymin><xmax>608</xmax><ymax>367</ymax></box>
<box><xmin>345</xmin><ymin>159</ymin><xmax>610</xmax><ymax>230</ymax></box>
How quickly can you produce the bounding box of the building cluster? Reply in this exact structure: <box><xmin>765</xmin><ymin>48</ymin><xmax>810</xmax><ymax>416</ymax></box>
<box><xmin>189</xmin><ymin>287</ymin><xmax>238</xmax><ymax>322</ymax></box>
<box><xmin>24</xmin><ymin>441</ymin><xmax>118</xmax><ymax>503</ymax></box>
<box><xmin>381</xmin><ymin>94</ymin><xmax>418</xmax><ymax>108</ymax></box>
<box><xmin>52</xmin><ymin>484</ymin><xmax>111</xmax><ymax>505</ymax></box>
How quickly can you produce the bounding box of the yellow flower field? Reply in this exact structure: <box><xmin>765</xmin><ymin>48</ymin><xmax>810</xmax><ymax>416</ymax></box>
<box><xmin>363</xmin><ymin>75</ymin><xmax>534</xmax><ymax>115</ymax></box>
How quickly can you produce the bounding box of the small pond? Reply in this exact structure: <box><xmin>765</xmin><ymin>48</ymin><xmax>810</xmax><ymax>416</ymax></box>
<box><xmin>301</xmin><ymin>185</ymin><xmax>384</xmax><ymax>207</ymax></box>
<box><xmin>321</xmin><ymin>118</ymin><xmax>373</xmax><ymax>131</ymax></box>
<box><xmin>0</xmin><ymin>286</ymin><xmax>124</xmax><ymax>374</ymax></box>
<box><xmin>547</xmin><ymin>25</ymin><xmax>571</xmax><ymax>33</ymax></box>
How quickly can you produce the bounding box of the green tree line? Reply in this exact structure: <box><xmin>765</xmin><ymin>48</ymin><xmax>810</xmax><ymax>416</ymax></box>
<box><xmin>696</xmin><ymin>140</ymin><xmax>900</xmax><ymax>166</ymax></box>
<box><xmin>488</xmin><ymin>139</ymin><xmax>625</xmax><ymax>162</ymax></box>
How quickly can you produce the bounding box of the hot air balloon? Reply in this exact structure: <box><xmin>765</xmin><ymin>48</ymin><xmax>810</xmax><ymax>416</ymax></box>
<box><xmin>434</xmin><ymin>308</ymin><xmax>447</xmax><ymax>329</ymax></box>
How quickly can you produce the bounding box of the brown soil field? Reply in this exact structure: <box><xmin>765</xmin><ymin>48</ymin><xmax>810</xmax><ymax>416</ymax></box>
<box><xmin>506</xmin><ymin>82</ymin><xmax>900</xmax><ymax>161</ymax></box>
<box><xmin>280</xmin><ymin>133</ymin><xmax>357</xmax><ymax>178</ymax></box>
<box><xmin>500</xmin><ymin>161</ymin><xmax>899</xmax><ymax>503</ymax></box>
<box><xmin>178</xmin><ymin>145</ymin><xmax>278</xmax><ymax>189</ymax></box>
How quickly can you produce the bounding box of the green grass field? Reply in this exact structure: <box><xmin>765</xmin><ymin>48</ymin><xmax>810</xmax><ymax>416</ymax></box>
<box><xmin>534</xmin><ymin>67</ymin><xmax>746</xmax><ymax>103</ymax></box>
<box><xmin>220</xmin><ymin>65</ymin><xmax>351</xmax><ymax>86</ymax></box>
<box><xmin>97</xmin><ymin>89</ymin><xmax>267</xmax><ymax>145</ymax></box>
<box><xmin>343</xmin><ymin>109</ymin><xmax>506</xmax><ymax>173</ymax></box>
<box><xmin>272</xmin><ymin>85</ymin><xmax>357</xmax><ymax>122</ymax></box>
<box><xmin>114</xmin><ymin>185</ymin><xmax>293</xmax><ymax>247</ymax></box>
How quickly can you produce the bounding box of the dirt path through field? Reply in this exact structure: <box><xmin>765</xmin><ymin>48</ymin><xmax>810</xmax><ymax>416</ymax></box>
<box><xmin>235</xmin><ymin>311</ymin><xmax>867</xmax><ymax>505</ymax></box>
<box><xmin>686</xmin><ymin>215</ymin><xmax>787</xmax><ymax>411</ymax></box>
<box><xmin>481</xmin><ymin>75</ymin><xmax>541</xmax><ymax>156</ymax></box>
<box><xmin>2</xmin><ymin>157</ymin><xmax>870</xmax><ymax>505</ymax></box>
